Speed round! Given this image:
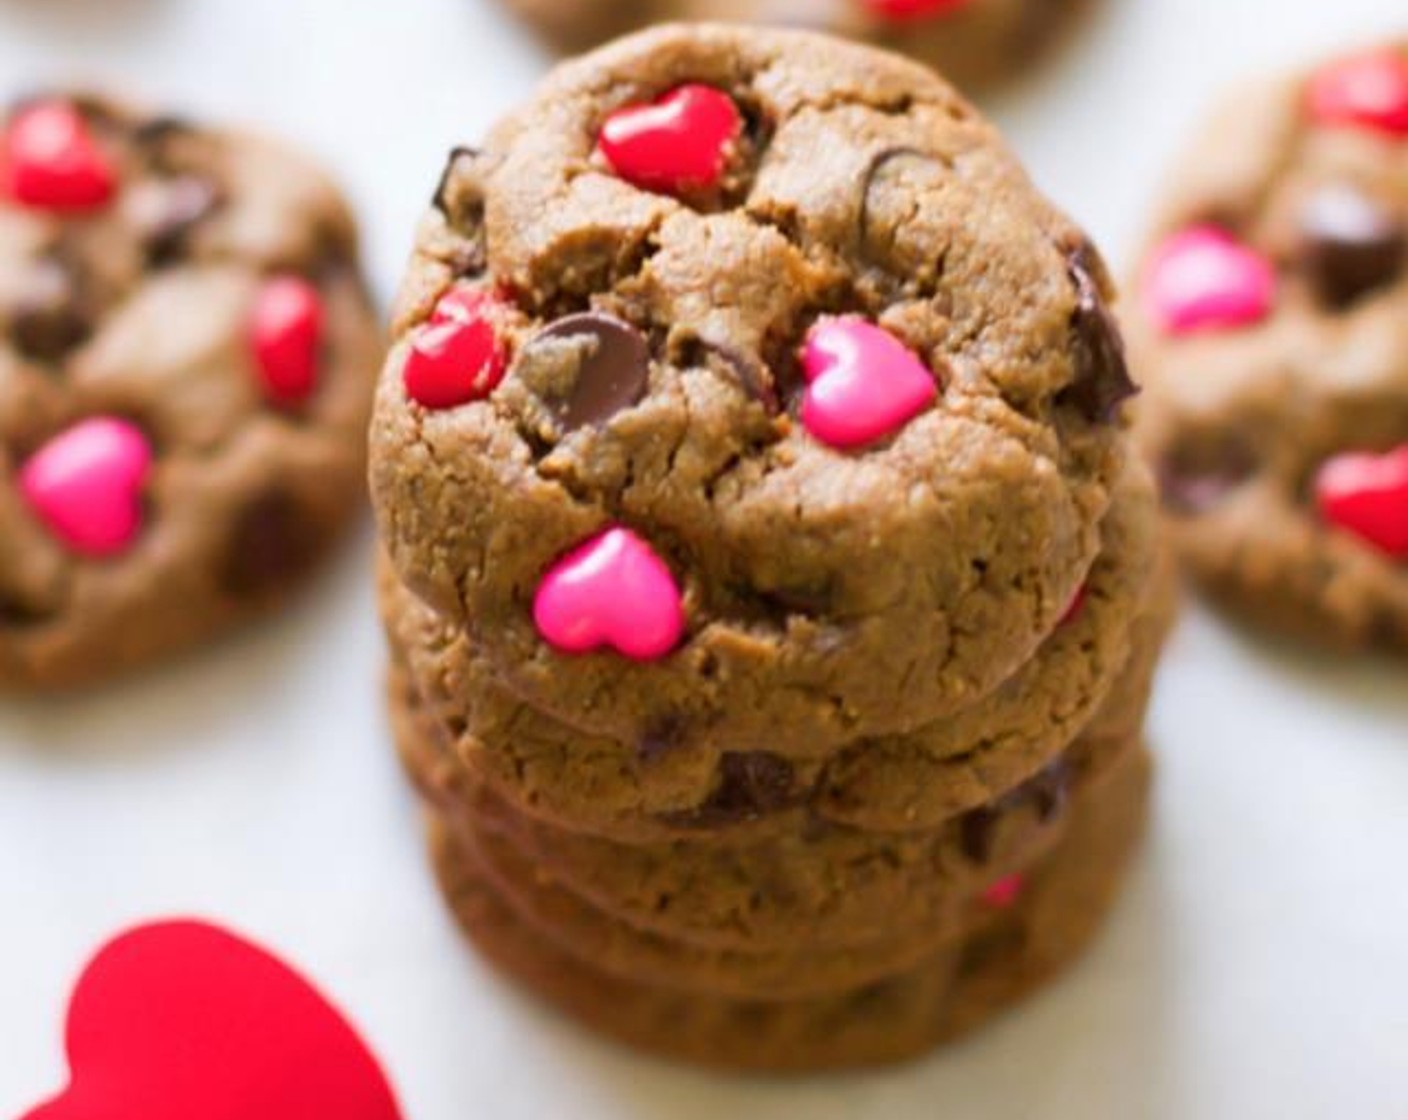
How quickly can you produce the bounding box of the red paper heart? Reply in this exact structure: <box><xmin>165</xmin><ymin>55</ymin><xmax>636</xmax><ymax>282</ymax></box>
<box><xmin>22</xmin><ymin>920</ymin><xmax>403</xmax><ymax>1120</ymax></box>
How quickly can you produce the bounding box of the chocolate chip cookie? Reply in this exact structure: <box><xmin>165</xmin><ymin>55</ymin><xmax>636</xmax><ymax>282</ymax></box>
<box><xmin>0</xmin><ymin>94</ymin><xmax>381</xmax><ymax>688</ymax></box>
<box><xmin>380</xmin><ymin>457</ymin><xmax>1160</xmax><ymax>842</ymax></box>
<box><xmin>500</xmin><ymin>3</ymin><xmax>1093</xmax><ymax>91</ymax></box>
<box><xmin>376</xmin><ymin>24</ymin><xmax>1163</xmax><ymax>1070</ymax></box>
<box><xmin>429</xmin><ymin>740</ymin><xmax>1151</xmax><ymax>1071</ymax></box>
<box><xmin>370</xmin><ymin>25</ymin><xmax>1135</xmax><ymax>751</ymax></box>
<box><xmin>1129</xmin><ymin>46</ymin><xmax>1408</xmax><ymax>652</ymax></box>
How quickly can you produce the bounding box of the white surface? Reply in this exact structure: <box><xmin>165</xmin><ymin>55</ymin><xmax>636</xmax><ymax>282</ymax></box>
<box><xmin>0</xmin><ymin>1</ymin><xmax>1405</xmax><ymax>1116</ymax></box>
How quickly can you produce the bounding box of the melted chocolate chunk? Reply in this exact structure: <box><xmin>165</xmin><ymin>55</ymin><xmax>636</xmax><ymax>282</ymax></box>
<box><xmin>433</xmin><ymin>146</ymin><xmax>480</xmax><ymax>213</ymax></box>
<box><xmin>521</xmin><ymin>312</ymin><xmax>651</xmax><ymax>430</ymax></box>
<box><xmin>131</xmin><ymin>114</ymin><xmax>196</xmax><ymax>145</ymax></box>
<box><xmin>9</xmin><ymin>258</ymin><xmax>91</xmax><ymax>364</ymax></box>
<box><xmin>127</xmin><ymin>175</ymin><xmax>221</xmax><ymax>266</ymax></box>
<box><xmin>960</xmin><ymin>759</ymin><xmax>1072</xmax><ymax>864</ymax></box>
<box><xmin>222</xmin><ymin>491</ymin><xmax>322</xmax><ymax>597</ymax></box>
<box><xmin>1058</xmin><ymin>242</ymin><xmax>1138</xmax><ymax>423</ymax></box>
<box><xmin>1159</xmin><ymin>435</ymin><xmax>1258</xmax><ymax>515</ymax></box>
<box><xmin>665</xmin><ymin>753</ymin><xmax>800</xmax><ymax>828</ymax></box>
<box><xmin>684</xmin><ymin>336</ymin><xmax>779</xmax><ymax>413</ymax></box>
<box><xmin>860</xmin><ymin>147</ymin><xmax>948</xmax><ymax>262</ymax></box>
<box><xmin>1300</xmin><ymin>183</ymin><xmax>1406</xmax><ymax>308</ymax></box>
<box><xmin>637</xmin><ymin>716</ymin><xmax>688</xmax><ymax>761</ymax></box>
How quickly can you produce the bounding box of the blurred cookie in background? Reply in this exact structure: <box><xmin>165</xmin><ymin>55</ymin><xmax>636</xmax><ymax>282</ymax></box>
<box><xmin>500</xmin><ymin>1</ymin><xmax>1098</xmax><ymax>91</ymax></box>
<box><xmin>0</xmin><ymin>93</ymin><xmax>381</xmax><ymax>689</ymax></box>
<box><xmin>1128</xmin><ymin>45</ymin><xmax>1408</xmax><ymax>653</ymax></box>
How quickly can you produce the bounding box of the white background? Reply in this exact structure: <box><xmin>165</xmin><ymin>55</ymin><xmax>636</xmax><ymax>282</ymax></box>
<box><xmin>0</xmin><ymin>1</ymin><xmax>1405</xmax><ymax>1117</ymax></box>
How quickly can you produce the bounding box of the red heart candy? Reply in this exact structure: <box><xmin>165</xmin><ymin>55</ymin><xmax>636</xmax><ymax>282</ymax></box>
<box><xmin>22</xmin><ymin>920</ymin><xmax>403</xmax><ymax>1120</ymax></box>
<box><xmin>2</xmin><ymin>100</ymin><xmax>117</xmax><ymax>213</ymax></box>
<box><xmin>800</xmin><ymin>316</ymin><xmax>938</xmax><ymax>448</ymax></box>
<box><xmin>981</xmin><ymin>874</ymin><xmax>1025</xmax><ymax>910</ymax></box>
<box><xmin>859</xmin><ymin>0</ymin><xmax>974</xmax><ymax>20</ymax></box>
<box><xmin>403</xmin><ymin>286</ymin><xmax>510</xmax><ymax>409</ymax></box>
<box><xmin>598</xmin><ymin>84</ymin><xmax>742</xmax><ymax>196</ymax></box>
<box><xmin>20</xmin><ymin>417</ymin><xmax>153</xmax><ymax>558</ymax></box>
<box><xmin>1314</xmin><ymin>444</ymin><xmax>1408</xmax><ymax>559</ymax></box>
<box><xmin>250</xmin><ymin>275</ymin><xmax>324</xmax><ymax>407</ymax></box>
<box><xmin>1307</xmin><ymin>48</ymin><xmax>1408</xmax><ymax>137</ymax></box>
<box><xmin>533</xmin><ymin>526</ymin><xmax>686</xmax><ymax>661</ymax></box>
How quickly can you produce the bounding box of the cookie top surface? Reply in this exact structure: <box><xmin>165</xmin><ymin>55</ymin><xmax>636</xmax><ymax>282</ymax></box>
<box><xmin>0</xmin><ymin>93</ymin><xmax>381</xmax><ymax>687</ymax></box>
<box><xmin>1129</xmin><ymin>45</ymin><xmax>1408</xmax><ymax>650</ymax></box>
<box><xmin>371</xmin><ymin>25</ymin><xmax>1134</xmax><ymax>742</ymax></box>
<box><xmin>502</xmin><ymin>0</ymin><xmax>1090</xmax><ymax>91</ymax></box>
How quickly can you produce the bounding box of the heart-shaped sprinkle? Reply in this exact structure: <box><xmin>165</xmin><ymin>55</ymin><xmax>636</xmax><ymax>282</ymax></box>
<box><xmin>1143</xmin><ymin>226</ymin><xmax>1276</xmax><ymax>336</ymax></box>
<box><xmin>799</xmin><ymin>316</ymin><xmax>938</xmax><ymax>448</ymax></box>
<box><xmin>250</xmin><ymin>276</ymin><xmax>324</xmax><ymax>408</ymax></box>
<box><xmin>1</xmin><ymin>100</ymin><xmax>117</xmax><ymax>213</ymax></box>
<box><xmin>1307</xmin><ymin>48</ymin><xmax>1408</xmax><ymax>137</ymax></box>
<box><xmin>1313</xmin><ymin>444</ymin><xmax>1408</xmax><ymax>559</ymax></box>
<box><xmin>980</xmin><ymin>874</ymin><xmax>1025</xmax><ymax>910</ymax></box>
<box><xmin>598</xmin><ymin>84</ymin><xmax>742</xmax><ymax>196</ymax></box>
<box><xmin>533</xmin><ymin>526</ymin><xmax>685</xmax><ymax>661</ymax></box>
<box><xmin>403</xmin><ymin>286</ymin><xmax>510</xmax><ymax>410</ymax></box>
<box><xmin>21</xmin><ymin>920</ymin><xmax>403</xmax><ymax>1120</ymax></box>
<box><xmin>20</xmin><ymin>417</ymin><xmax>152</xmax><ymax>558</ymax></box>
<box><xmin>858</xmin><ymin>0</ymin><xmax>974</xmax><ymax>20</ymax></box>
<box><xmin>1299</xmin><ymin>183</ymin><xmax>1406</xmax><ymax>307</ymax></box>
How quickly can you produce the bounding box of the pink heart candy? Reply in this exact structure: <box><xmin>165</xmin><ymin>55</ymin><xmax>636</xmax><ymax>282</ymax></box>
<box><xmin>800</xmin><ymin>317</ymin><xmax>938</xmax><ymax>448</ymax></box>
<box><xmin>19</xmin><ymin>417</ymin><xmax>153</xmax><ymax>558</ymax></box>
<box><xmin>22</xmin><ymin>920</ymin><xmax>403</xmax><ymax>1120</ymax></box>
<box><xmin>533</xmin><ymin>527</ymin><xmax>685</xmax><ymax>661</ymax></box>
<box><xmin>1142</xmin><ymin>226</ymin><xmax>1276</xmax><ymax>336</ymax></box>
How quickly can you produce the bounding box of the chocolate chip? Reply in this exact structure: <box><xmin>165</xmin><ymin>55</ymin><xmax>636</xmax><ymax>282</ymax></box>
<box><xmin>685</xmin><ymin>337</ymin><xmax>779</xmax><ymax>413</ymax></box>
<box><xmin>960</xmin><ymin>760</ymin><xmax>1072</xmax><ymax>864</ymax></box>
<box><xmin>859</xmin><ymin>147</ymin><xmax>948</xmax><ymax>261</ymax></box>
<box><xmin>9</xmin><ymin>258</ymin><xmax>91</xmax><ymax>364</ymax></box>
<box><xmin>131</xmin><ymin>114</ymin><xmax>195</xmax><ymax>145</ymax></box>
<box><xmin>433</xmin><ymin>146</ymin><xmax>480</xmax><ymax>213</ymax></box>
<box><xmin>127</xmin><ymin>175</ymin><xmax>221</xmax><ymax>266</ymax></box>
<box><xmin>1159</xmin><ymin>435</ymin><xmax>1257</xmax><ymax>515</ymax></box>
<box><xmin>222</xmin><ymin>491</ymin><xmax>323</xmax><ymax>597</ymax></box>
<box><xmin>1030</xmin><ymin>759</ymin><xmax>1071</xmax><ymax>822</ymax></box>
<box><xmin>1058</xmin><ymin>242</ymin><xmax>1138</xmax><ymax>424</ymax></box>
<box><xmin>665</xmin><ymin>753</ymin><xmax>800</xmax><ymax>828</ymax></box>
<box><xmin>520</xmin><ymin>312</ymin><xmax>651</xmax><ymax>430</ymax></box>
<box><xmin>637</xmin><ymin>716</ymin><xmax>687</xmax><ymax>761</ymax></box>
<box><xmin>1300</xmin><ymin>183</ymin><xmax>1406</xmax><ymax>308</ymax></box>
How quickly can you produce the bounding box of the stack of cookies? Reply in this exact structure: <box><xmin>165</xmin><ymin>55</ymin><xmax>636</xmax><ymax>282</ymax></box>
<box><xmin>371</xmin><ymin>26</ymin><xmax>1173</xmax><ymax>1071</ymax></box>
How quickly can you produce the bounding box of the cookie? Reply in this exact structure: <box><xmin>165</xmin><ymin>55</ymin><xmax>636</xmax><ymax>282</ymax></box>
<box><xmin>500</xmin><ymin>4</ymin><xmax>1093</xmax><ymax>91</ymax></box>
<box><xmin>1129</xmin><ymin>45</ymin><xmax>1408</xmax><ymax>652</ymax></box>
<box><xmin>0</xmin><ymin>94</ymin><xmax>380</xmax><ymax>688</ymax></box>
<box><xmin>429</xmin><ymin>742</ymin><xmax>1151</xmax><ymax>1071</ymax></box>
<box><xmin>379</xmin><ymin>454</ymin><xmax>1159</xmax><ymax>843</ymax></box>
<box><xmin>402</xmin><ymin>677</ymin><xmax>1140</xmax><ymax>957</ymax></box>
<box><xmin>370</xmin><ymin>24</ymin><xmax>1136</xmax><ymax>754</ymax></box>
